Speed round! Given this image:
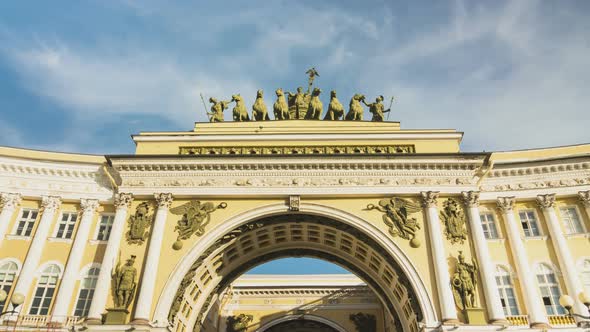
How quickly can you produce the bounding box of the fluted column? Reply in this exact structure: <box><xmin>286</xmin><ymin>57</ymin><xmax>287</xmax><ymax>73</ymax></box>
<box><xmin>537</xmin><ymin>194</ymin><xmax>587</xmax><ymax>318</ymax></box>
<box><xmin>421</xmin><ymin>191</ymin><xmax>459</xmax><ymax>323</ymax></box>
<box><xmin>497</xmin><ymin>197</ymin><xmax>549</xmax><ymax>328</ymax></box>
<box><xmin>11</xmin><ymin>196</ymin><xmax>61</xmax><ymax>313</ymax></box>
<box><xmin>86</xmin><ymin>193</ymin><xmax>133</xmax><ymax>324</ymax></box>
<box><xmin>132</xmin><ymin>193</ymin><xmax>173</xmax><ymax>325</ymax></box>
<box><xmin>51</xmin><ymin>199</ymin><xmax>99</xmax><ymax>324</ymax></box>
<box><xmin>579</xmin><ymin>191</ymin><xmax>590</xmax><ymax>223</ymax></box>
<box><xmin>0</xmin><ymin>193</ymin><xmax>22</xmax><ymax>248</ymax></box>
<box><xmin>461</xmin><ymin>191</ymin><xmax>507</xmax><ymax>324</ymax></box>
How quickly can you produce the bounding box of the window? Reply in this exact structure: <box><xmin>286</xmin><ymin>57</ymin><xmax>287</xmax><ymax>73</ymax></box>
<box><xmin>580</xmin><ymin>259</ymin><xmax>590</xmax><ymax>295</ymax></box>
<box><xmin>536</xmin><ymin>264</ymin><xmax>566</xmax><ymax>315</ymax></box>
<box><xmin>495</xmin><ymin>266</ymin><xmax>519</xmax><ymax>316</ymax></box>
<box><xmin>56</xmin><ymin>212</ymin><xmax>77</xmax><ymax>239</ymax></box>
<box><xmin>0</xmin><ymin>262</ymin><xmax>18</xmax><ymax>312</ymax></box>
<box><xmin>15</xmin><ymin>209</ymin><xmax>38</xmax><ymax>237</ymax></box>
<box><xmin>518</xmin><ymin>210</ymin><xmax>541</xmax><ymax>237</ymax></box>
<box><xmin>560</xmin><ymin>207</ymin><xmax>584</xmax><ymax>234</ymax></box>
<box><xmin>480</xmin><ymin>213</ymin><xmax>499</xmax><ymax>239</ymax></box>
<box><xmin>29</xmin><ymin>264</ymin><xmax>61</xmax><ymax>315</ymax></box>
<box><xmin>74</xmin><ymin>267</ymin><xmax>99</xmax><ymax>317</ymax></box>
<box><xmin>96</xmin><ymin>214</ymin><xmax>115</xmax><ymax>241</ymax></box>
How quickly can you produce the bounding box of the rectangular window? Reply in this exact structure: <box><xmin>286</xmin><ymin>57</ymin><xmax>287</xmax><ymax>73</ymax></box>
<box><xmin>56</xmin><ymin>212</ymin><xmax>78</xmax><ymax>239</ymax></box>
<box><xmin>560</xmin><ymin>207</ymin><xmax>584</xmax><ymax>234</ymax></box>
<box><xmin>518</xmin><ymin>210</ymin><xmax>541</xmax><ymax>237</ymax></box>
<box><xmin>15</xmin><ymin>209</ymin><xmax>38</xmax><ymax>237</ymax></box>
<box><xmin>97</xmin><ymin>214</ymin><xmax>115</xmax><ymax>241</ymax></box>
<box><xmin>480</xmin><ymin>213</ymin><xmax>499</xmax><ymax>239</ymax></box>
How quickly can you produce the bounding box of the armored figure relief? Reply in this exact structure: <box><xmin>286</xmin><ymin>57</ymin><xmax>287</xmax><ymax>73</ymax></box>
<box><xmin>111</xmin><ymin>255</ymin><xmax>137</xmax><ymax>309</ymax></box>
<box><xmin>127</xmin><ymin>202</ymin><xmax>152</xmax><ymax>245</ymax></box>
<box><xmin>345</xmin><ymin>94</ymin><xmax>365</xmax><ymax>121</ymax></box>
<box><xmin>208</xmin><ymin>97</ymin><xmax>230</xmax><ymax>122</ymax></box>
<box><xmin>252</xmin><ymin>89</ymin><xmax>270</xmax><ymax>121</ymax></box>
<box><xmin>273</xmin><ymin>88</ymin><xmax>290</xmax><ymax>120</ymax></box>
<box><xmin>363</xmin><ymin>95</ymin><xmax>390</xmax><ymax>122</ymax></box>
<box><xmin>304</xmin><ymin>87</ymin><xmax>323</xmax><ymax>120</ymax></box>
<box><xmin>287</xmin><ymin>87</ymin><xmax>309</xmax><ymax>119</ymax></box>
<box><xmin>350</xmin><ymin>313</ymin><xmax>376</xmax><ymax>332</ymax></box>
<box><xmin>231</xmin><ymin>94</ymin><xmax>250</xmax><ymax>122</ymax></box>
<box><xmin>367</xmin><ymin>197</ymin><xmax>422</xmax><ymax>247</ymax></box>
<box><xmin>440</xmin><ymin>198</ymin><xmax>468</xmax><ymax>244</ymax></box>
<box><xmin>170</xmin><ymin>200</ymin><xmax>228</xmax><ymax>249</ymax></box>
<box><xmin>323</xmin><ymin>90</ymin><xmax>344</xmax><ymax>120</ymax></box>
<box><xmin>452</xmin><ymin>251</ymin><xmax>478</xmax><ymax>310</ymax></box>
<box><xmin>226</xmin><ymin>314</ymin><xmax>253</xmax><ymax>332</ymax></box>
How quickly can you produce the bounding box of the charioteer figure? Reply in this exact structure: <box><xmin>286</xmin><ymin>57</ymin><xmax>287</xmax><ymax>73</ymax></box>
<box><xmin>363</xmin><ymin>95</ymin><xmax>391</xmax><ymax>122</ymax></box>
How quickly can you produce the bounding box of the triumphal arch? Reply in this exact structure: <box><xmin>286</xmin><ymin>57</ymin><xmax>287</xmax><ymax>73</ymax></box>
<box><xmin>1</xmin><ymin>78</ymin><xmax>590</xmax><ymax>332</ymax></box>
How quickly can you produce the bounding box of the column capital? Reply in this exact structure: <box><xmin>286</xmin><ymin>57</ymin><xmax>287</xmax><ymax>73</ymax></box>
<box><xmin>496</xmin><ymin>196</ymin><xmax>516</xmax><ymax>213</ymax></box>
<box><xmin>80</xmin><ymin>199</ymin><xmax>100</xmax><ymax>214</ymax></box>
<box><xmin>114</xmin><ymin>193</ymin><xmax>134</xmax><ymax>209</ymax></box>
<box><xmin>579</xmin><ymin>191</ymin><xmax>590</xmax><ymax>208</ymax></box>
<box><xmin>0</xmin><ymin>193</ymin><xmax>22</xmax><ymax>209</ymax></box>
<box><xmin>536</xmin><ymin>194</ymin><xmax>556</xmax><ymax>209</ymax></box>
<box><xmin>41</xmin><ymin>196</ymin><xmax>61</xmax><ymax>211</ymax></box>
<box><xmin>461</xmin><ymin>191</ymin><xmax>480</xmax><ymax>207</ymax></box>
<box><xmin>420</xmin><ymin>191</ymin><xmax>439</xmax><ymax>208</ymax></box>
<box><xmin>154</xmin><ymin>193</ymin><xmax>173</xmax><ymax>208</ymax></box>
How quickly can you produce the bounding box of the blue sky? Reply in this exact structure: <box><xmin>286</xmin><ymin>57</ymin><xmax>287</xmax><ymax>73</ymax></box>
<box><xmin>1</xmin><ymin>1</ymin><xmax>589</xmax><ymax>274</ymax></box>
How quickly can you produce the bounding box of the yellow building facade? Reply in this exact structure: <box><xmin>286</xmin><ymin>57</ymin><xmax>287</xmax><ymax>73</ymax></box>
<box><xmin>0</xmin><ymin>120</ymin><xmax>589</xmax><ymax>332</ymax></box>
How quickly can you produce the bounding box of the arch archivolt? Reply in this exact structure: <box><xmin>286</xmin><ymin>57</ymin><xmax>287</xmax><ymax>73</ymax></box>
<box><xmin>154</xmin><ymin>203</ymin><xmax>437</xmax><ymax>332</ymax></box>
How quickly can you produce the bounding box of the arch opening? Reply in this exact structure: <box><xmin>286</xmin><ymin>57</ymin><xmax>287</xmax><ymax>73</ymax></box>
<box><xmin>161</xmin><ymin>211</ymin><xmax>432</xmax><ymax>332</ymax></box>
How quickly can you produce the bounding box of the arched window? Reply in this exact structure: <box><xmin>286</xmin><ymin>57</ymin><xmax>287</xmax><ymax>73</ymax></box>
<box><xmin>29</xmin><ymin>264</ymin><xmax>61</xmax><ymax>315</ymax></box>
<box><xmin>495</xmin><ymin>266</ymin><xmax>519</xmax><ymax>316</ymax></box>
<box><xmin>74</xmin><ymin>267</ymin><xmax>100</xmax><ymax>317</ymax></box>
<box><xmin>0</xmin><ymin>261</ymin><xmax>19</xmax><ymax>312</ymax></box>
<box><xmin>580</xmin><ymin>259</ymin><xmax>590</xmax><ymax>295</ymax></box>
<box><xmin>536</xmin><ymin>264</ymin><xmax>566</xmax><ymax>315</ymax></box>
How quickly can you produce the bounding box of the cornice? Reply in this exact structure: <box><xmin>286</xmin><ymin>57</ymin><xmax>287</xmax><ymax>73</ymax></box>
<box><xmin>0</xmin><ymin>156</ymin><xmax>113</xmax><ymax>201</ymax></box>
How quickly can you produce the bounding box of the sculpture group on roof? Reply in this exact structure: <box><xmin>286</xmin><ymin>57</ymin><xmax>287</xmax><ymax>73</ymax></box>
<box><xmin>203</xmin><ymin>68</ymin><xmax>393</xmax><ymax>123</ymax></box>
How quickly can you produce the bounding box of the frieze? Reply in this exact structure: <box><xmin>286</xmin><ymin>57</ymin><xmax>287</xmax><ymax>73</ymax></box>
<box><xmin>179</xmin><ymin>144</ymin><xmax>415</xmax><ymax>156</ymax></box>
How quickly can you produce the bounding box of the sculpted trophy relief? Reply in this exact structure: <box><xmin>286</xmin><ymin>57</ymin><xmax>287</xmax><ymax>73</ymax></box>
<box><xmin>201</xmin><ymin>67</ymin><xmax>394</xmax><ymax>122</ymax></box>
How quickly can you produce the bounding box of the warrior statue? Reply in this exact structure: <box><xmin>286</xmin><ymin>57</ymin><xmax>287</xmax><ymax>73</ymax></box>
<box><xmin>287</xmin><ymin>87</ymin><xmax>309</xmax><ymax>119</ymax></box>
<box><xmin>323</xmin><ymin>90</ymin><xmax>344</xmax><ymax>120</ymax></box>
<box><xmin>111</xmin><ymin>255</ymin><xmax>137</xmax><ymax>309</ymax></box>
<box><xmin>208</xmin><ymin>97</ymin><xmax>231</xmax><ymax>123</ymax></box>
<box><xmin>452</xmin><ymin>251</ymin><xmax>478</xmax><ymax>309</ymax></box>
<box><xmin>363</xmin><ymin>95</ymin><xmax>390</xmax><ymax>122</ymax></box>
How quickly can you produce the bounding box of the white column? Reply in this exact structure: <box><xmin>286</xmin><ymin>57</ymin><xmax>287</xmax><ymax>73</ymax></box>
<box><xmin>580</xmin><ymin>191</ymin><xmax>590</xmax><ymax>226</ymax></box>
<box><xmin>461</xmin><ymin>191</ymin><xmax>507</xmax><ymax>324</ymax></box>
<box><xmin>11</xmin><ymin>196</ymin><xmax>61</xmax><ymax>313</ymax></box>
<box><xmin>421</xmin><ymin>191</ymin><xmax>459</xmax><ymax>324</ymax></box>
<box><xmin>0</xmin><ymin>193</ymin><xmax>22</xmax><ymax>248</ymax></box>
<box><xmin>497</xmin><ymin>197</ymin><xmax>549</xmax><ymax>328</ymax></box>
<box><xmin>51</xmin><ymin>199</ymin><xmax>99</xmax><ymax>323</ymax></box>
<box><xmin>133</xmin><ymin>193</ymin><xmax>173</xmax><ymax>325</ymax></box>
<box><xmin>537</xmin><ymin>194</ymin><xmax>587</xmax><ymax>318</ymax></box>
<box><xmin>86</xmin><ymin>193</ymin><xmax>133</xmax><ymax>324</ymax></box>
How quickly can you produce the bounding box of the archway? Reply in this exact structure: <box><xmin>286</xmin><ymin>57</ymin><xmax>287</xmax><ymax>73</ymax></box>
<box><xmin>155</xmin><ymin>204</ymin><xmax>436</xmax><ymax>332</ymax></box>
<box><xmin>259</xmin><ymin>314</ymin><xmax>346</xmax><ymax>332</ymax></box>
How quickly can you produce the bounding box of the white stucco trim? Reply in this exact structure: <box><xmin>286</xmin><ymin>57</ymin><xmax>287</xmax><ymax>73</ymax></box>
<box><xmin>0</xmin><ymin>257</ymin><xmax>22</xmax><ymax>272</ymax></box>
<box><xmin>256</xmin><ymin>314</ymin><xmax>348</xmax><ymax>332</ymax></box>
<box><xmin>153</xmin><ymin>202</ymin><xmax>438</xmax><ymax>327</ymax></box>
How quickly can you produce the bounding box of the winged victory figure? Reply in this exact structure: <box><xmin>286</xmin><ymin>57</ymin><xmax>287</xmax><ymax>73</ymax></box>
<box><xmin>367</xmin><ymin>197</ymin><xmax>422</xmax><ymax>247</ymax></box>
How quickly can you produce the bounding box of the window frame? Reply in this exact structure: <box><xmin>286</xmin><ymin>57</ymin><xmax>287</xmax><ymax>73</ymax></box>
<box><xmin>53</xmin><ymin>211</ymin><xmax>78</xmax><ymax>239</ymax></box>
<box><xmin>73</xmin><ymin>266</ymin><xmax>100</xmax><ymax>317</ymax></box>
<box><xmin>535</xmin><ymin>263</ymin><xmax>567</xmax><ymax>316</ymax></box>
<box><xmin>559</xmin><ymin>205</ymin><xmax>585</xmax><ymax>235</ymax></box>
<box><xmin>0</xmin><ymin>260</ymin><xmax>20</xmax><ymax>312</ymax></box>
<box><xmin>12</xmin><ymin>208</ymin><xmax>39</xmax><ymax>237</ymax></box>
<box><xmin>517</xmin><ymin>209</ymin><xmax>542</xmax><ymax>237</ymax></box>
<box><xmin>93</xmin><ymin>213</ymin><xmax>115</xmax><ymax>241</ymax></box>
<box><xmin>479</xmin><ymin>212</ymin><xmax>500</xmax><ymax>239</ymax></box>
<box><xmin>579</xmin><ymin>259</ymin><xmax>590</xmax><ymax>295</ymax></box>
<box><xmin>494</xmin><ymin>265</ymin><xmax>520</xmax><ymax>316</ymax></box>
<box><xmin>28</xmin><ymin>264</ymin><xmax>62</xmax><ymax>316</ymax></box>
